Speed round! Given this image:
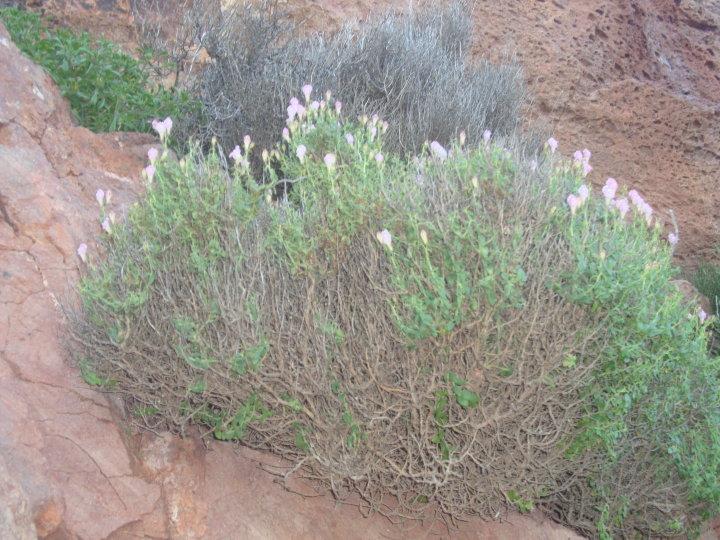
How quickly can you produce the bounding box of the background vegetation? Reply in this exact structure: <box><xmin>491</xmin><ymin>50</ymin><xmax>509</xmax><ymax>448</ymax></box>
<box><xmin>0</xmin><ymin>7</ymin><xmax>194</xmax><ymax>132</ymax></box>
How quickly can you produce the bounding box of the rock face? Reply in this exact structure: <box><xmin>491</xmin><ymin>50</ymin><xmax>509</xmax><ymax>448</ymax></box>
<box><xmin>0</xmin><ymin>19</ymin><xmax>587</xmax><ymax>540</ymax></box>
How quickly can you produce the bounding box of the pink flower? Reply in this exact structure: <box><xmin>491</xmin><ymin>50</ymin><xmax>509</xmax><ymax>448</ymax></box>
<box><xmin>101</xmin><ymin>216</ymin><xmax>111</xmax><ymax>233</ymax></box>
<box><xmin>345</xmin><ymin>133</ymin><xmax>354</xmax><ymax>145</ymax></box>
<box><xmin>282</xmin><ymin>127</ymin><xmax>290</xmax><ymax>141</ymax></box>
<box><xmin>302</xmin><ymin>84</ymin><xmax>313</xmax><ymax>102</ymax></box>
<box><xmin>371</xmin><ymin>114</ymin><xmax>379</xmax><ymax>126</ymax></box>
<box><xmin>335</xmin><ymin>101</ymin><xmax>342</xmax><ymax>114</ymax></box>
<box><xmin>229</xmin><ymin>145</ymin><xmax>242</xmax><ymax>162</ymax></box>
<box><xmin>582</xmin><ymin>148</ymin><xmax>591</xmax><ymax>161</ymax></box>
<box><xmin>546</xmin><ymin>137</ymin><xmax>558</xmax><ymax>154</ymax></box>
<box><xmin>573</xmin><ymin>150</ymin><xmax>584</xmax><ymax>163</ymax></box>
<box><xmin>375</xmin><ymin>152</ymin><xmax>384</xmax><ymax>163</ymax></box>
<box><xmin>243</xmin><ymin>135</ymin><xmax>252</xmax><ymax>149</ymax></box>
<box><xmin>148</xmin><ymin>147</ymin><xmax>159</xmax><ymax>163</ymax></box>
<box><xmin>77</xmin><ymin>243</ymin><xmax>88</xmax><ymax>263</ymax></box>
<box><xmin>614</xmin><ymin>197</ymin><xmax>630</xmax><ymax>218</ymax></box>
<box><xmin>143</xmin><ymin>164</ymin><xmax>156</xmax><ymax>182</ymax></box>
<box><xmin>699</xmin><ymin>309</ymin><xmax>708</xmax><ymax>324</ymax></box>
<box><xmin>95</xmin><ymin>189</ymin><xmax>105</xmax><ymax>206</ymax></box>
<box><xmin>152</xmin><ymin>117</ymin><xmax>172</xmax><ymax>139</ymax></box>
<box><xmin>310</xmin><ymin>101</ymin><xmax>320</xmax><ymax>111</ymax></box>
<box><xmin>483</xmin><ymin>129</ymin><xmax>492</xmax><ymax>143</ymax></box>
<box><xmin>602</xmin><ymin>177</ymin><xmax>617</xmax><ymax>201</ymax></box>
<box><xmin>578</xmin><ymin>184</ymin><xmax>590</xmax><ymax>202</ymax></box>
<box><xmin>370</xmin><ymin>126</ymin><xmax>377</xmax><ymax>140</ymax></box>
<box><xmin>640</xmin><ymin>202</ymin><xmax>653</xmax><ymax>225</ymax></box>
<box><xmin>628</xmin><ymin>189</ymin><xmax>644</xmax><ymax>207</ymax></box>
<box><xmin>296</xmin><ymin>144</ymin><xmax>307</xmax><ymax>163</ymax></box>
<box><xmin>287</xmin><ymin>99</ymin><xmax>306</xmax><ymax>121</ymax></box>
<box><xmin>324</xmin><ymin>153</ymin><xmax>336</xmax><ymax>169</ymax></box>
<box><xmin>376</xmin><ymin>229</ymin><xmax>392</xmax><ymax>249</ymax></box>
<box><xmin>567</xmin><ymin>194</ymin><xmax>581</xmax><ymax>215</ymax></box>
<box><xmin>668</xmin><ymin>232</ymin><xmax>678</xmax><ymax>246</ymax></box>
<box><xmin>430</xmin><ymin>141</ymin><xmax>448</xmax><ymax>161</ymax></box>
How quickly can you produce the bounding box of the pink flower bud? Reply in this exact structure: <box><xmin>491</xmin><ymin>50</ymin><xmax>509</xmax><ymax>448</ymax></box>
<box><xmin>602</xmin><ymin>178</ymin><xmax>617</xmax><ymax>201</ymax></box>
<box><xmin>430</xmin><ymin>141</ymin><xmax>448</xmax><ymax>161</ymax></box>
<box><xmin>302</xmin><ymin>84</ymin><xmax>313</xmax><ymax>102</ymax></box>
<box><xmin>296</xmin><ymin>144</ymin><xmax>307</xmax><ymax>163</ymax></box>
<box><xmin>77</xmin><ymin>243</ymin><xmax>88</xmax><ymax>263</ymax></box>
<box><xmin>546</xmin><ymin>137</ymin><xmax>558</xmax><ymax>154</ymax></box>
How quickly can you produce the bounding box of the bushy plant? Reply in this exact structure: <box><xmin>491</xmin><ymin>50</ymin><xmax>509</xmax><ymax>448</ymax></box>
<box><xmin>68</xmin><ymin>93</ymin><xmax>720</xmax><ymax>538</ymax></box>
<box><xmin>0</xmin><ymin>7</ymin><xmax>196</xmax><ymax>132</ymax></box>
<box><xmin>168</xmin><ymin>1</ymin><xmax>531</xmax><ymax>159</ymax></box>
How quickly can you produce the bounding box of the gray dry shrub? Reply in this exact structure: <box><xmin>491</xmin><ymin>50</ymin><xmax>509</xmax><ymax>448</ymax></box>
<box><xmin>171</xmin><ymin>0</ymin><xmax>530</xmax><ymax>156</ymax></box>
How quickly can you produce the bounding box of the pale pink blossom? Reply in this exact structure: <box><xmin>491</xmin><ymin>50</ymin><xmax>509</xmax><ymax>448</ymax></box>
<box><xmin>567</xmin><ymin>194</ymin><xmax>581</xmax><ymax>215</ymax></box>
<box><xmin>483</xmin><ymin>129</ymin><xmax>492</xmax><ymax>143</ymax></box>
<box><xmin>546</xmin><ymin>137</ymin><xmax>558</xmax><ymax>154</ymax></box>
<box><xmin>282</xmin><ymin>127</ymin><xmax>290</xmax><ymax>141</ymax></box>
<box><xmin>143</xmin><ymin>164</ymin><xmax>156</xmax><ymax>182</ymax></box>
<box><xmin>345</xmin><ymin>133</ymin><xmax>354</xmax><ymax>145</ymax></box>
<box><xmin>376</xmin><ymin>229</ymin><xmax>392</xmax><ymax>249</ymax></box>
<box><xmin>95</xmin><ymin>189</ymin><xmax>105</xmax><ymax>206</ymax></box>
<box><xmin>101</xmin><ymin>216</ymin><xmax>111</xmax><ymax>233</ymax></box>
<box><xmin>370</xmin><ymin>126</ymin><xmax>377</xmax><ymax>140</ymax></box>
<box><xmin>582</xmin><ymin>149</ymin><xmax>591</xmax><ymax>161</ymax></box>
<box><xmin>668</xmin><ymin>232</ymin><xmax>678</xmax><ymax>246</ymax></box>
<box><xmin>77</xmin><ymin>243</ymin><xmax>88</xmax><ymax>263</ymax></box>
<box><xmin>371</xmin><ymin>114</ymin><xmax>379</xmax><ymax>126</ymax></box>
<box><xmin>310</xmin><ymin>101</ymin><xmax>320</xmax><ymax>111</ymax></box>
<box><xmin>229</xmin><ymin>145</ymin><xmax>242</xmax><ymax>162</ymax></box>
<box><xmin>243</xmin><ymin>135</ymin><xmax>251</xmax><ymax>149</ymax></box>
<box><xmin>335</xmin><ymin>101</ymin><xmax>342</xmax><ymax>114</ymax></box>
<box><xmin>699</xmin><ymin>309</ymin><xmax>708</xmax><ymax>324</ymax></box>
<box><xmin>324</xmin><ymin>153</ymin><xmax>336</xmax><ymax>169</ymax></box>
<box><xmin>628</xmin><ymin>189</ymin><xmax>644</xmax><ymax>207</ymax></box>
<box><xmin>148</xmin><ymin>147</ymin><xmax>159</xmax><ymax>163</ymax></box>
<box><xmin>302</xmin><ymin>84</ymin><xmax>313</xmax><ymax>102</ymax></box>
<box><xmin>573</xmin><ymin>150</ymin><xmax>584</xmax><ymax>163</ymax></box>
<box><xmin>582</xmin><ymin>161</ymin><xmax>593</xmax><ymax>177</ymax></box>
<box><xmin>640</xmin><ymin>202</ymin><xmax>653</xmax><ymax>225</ymax></box>
<box><xmin>152</xmin><ymin>117</ymin><xmax>172</xmax><ymax>139</ymax></box>
<box><xmin>602</xmin><ymin>177</ymin><xmax>618</xmax><ymax>201</ymax></box>
<box><xmin>381</xmin><ymin>121</ymin><xmax>389</xmax><ymax>133</ymax></box>
<box><xmin>296</xmin><ymin>144</ymin><xmax>307</xmax><ymax>163</ymax></box>
<box><xmin>614</xmin><ymin>197</ymin><xmax>630</xmax><ymax>218</ymax></box>
<box><xmin>375</xmin><ymin>152</ymin><xmax>384</xmax><ymax>163</ymax></box>
<box><xmin>104</xmin><ymin>190</ymin><xmax>112</xmax><ymax>205</ymax></box>
<box><xmin>578</xmin><ymin>184</ymin><xmax>590</xmax><ymax>202</ymax></box>
<box><xmin>430</xmin><ymin>141</ymin><xmax>448</xmax><ymax>161</ymax></box>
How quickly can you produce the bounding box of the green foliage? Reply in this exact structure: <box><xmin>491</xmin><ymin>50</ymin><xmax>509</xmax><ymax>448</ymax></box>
<box><xmin>0</xmin><ymin>7</ymin><xmax>195</xmax><ymax>132</ymax></box>
<box><xmin>70</xmin><ymin>92</ymin><xmax>720</xmax><ymax>538</ymax></box>
<box><xmin>693</xmin><ymin>261</ymin><xmax>720</xmax><ymax>313</ymax></box>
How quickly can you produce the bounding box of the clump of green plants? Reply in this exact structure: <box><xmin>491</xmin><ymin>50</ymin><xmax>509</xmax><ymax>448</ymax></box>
<box><xmin>67</xmin><ymin>91</ymin><xmax>720</xmax><ymax>538</ymax></box>
<box><xmin>0</xmin><ymin>7</ymin><xmax>195</xmax><ymax>132</ymax></box>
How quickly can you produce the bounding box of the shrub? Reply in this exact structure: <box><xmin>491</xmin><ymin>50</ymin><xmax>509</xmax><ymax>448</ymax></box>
<box><xmin>167</xmin><ymin>1</ymin><xmax>531</xmax><ymax>159</ymax></box>
<box><xmin>68</xmin><ymin>95</ymin><xmax>720</xmax><ymax>538</ymax></box>
<box><xmin>0</xmin><ymin>7</ymin><xmax>196</xmax><ymax>132</ymax></box>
